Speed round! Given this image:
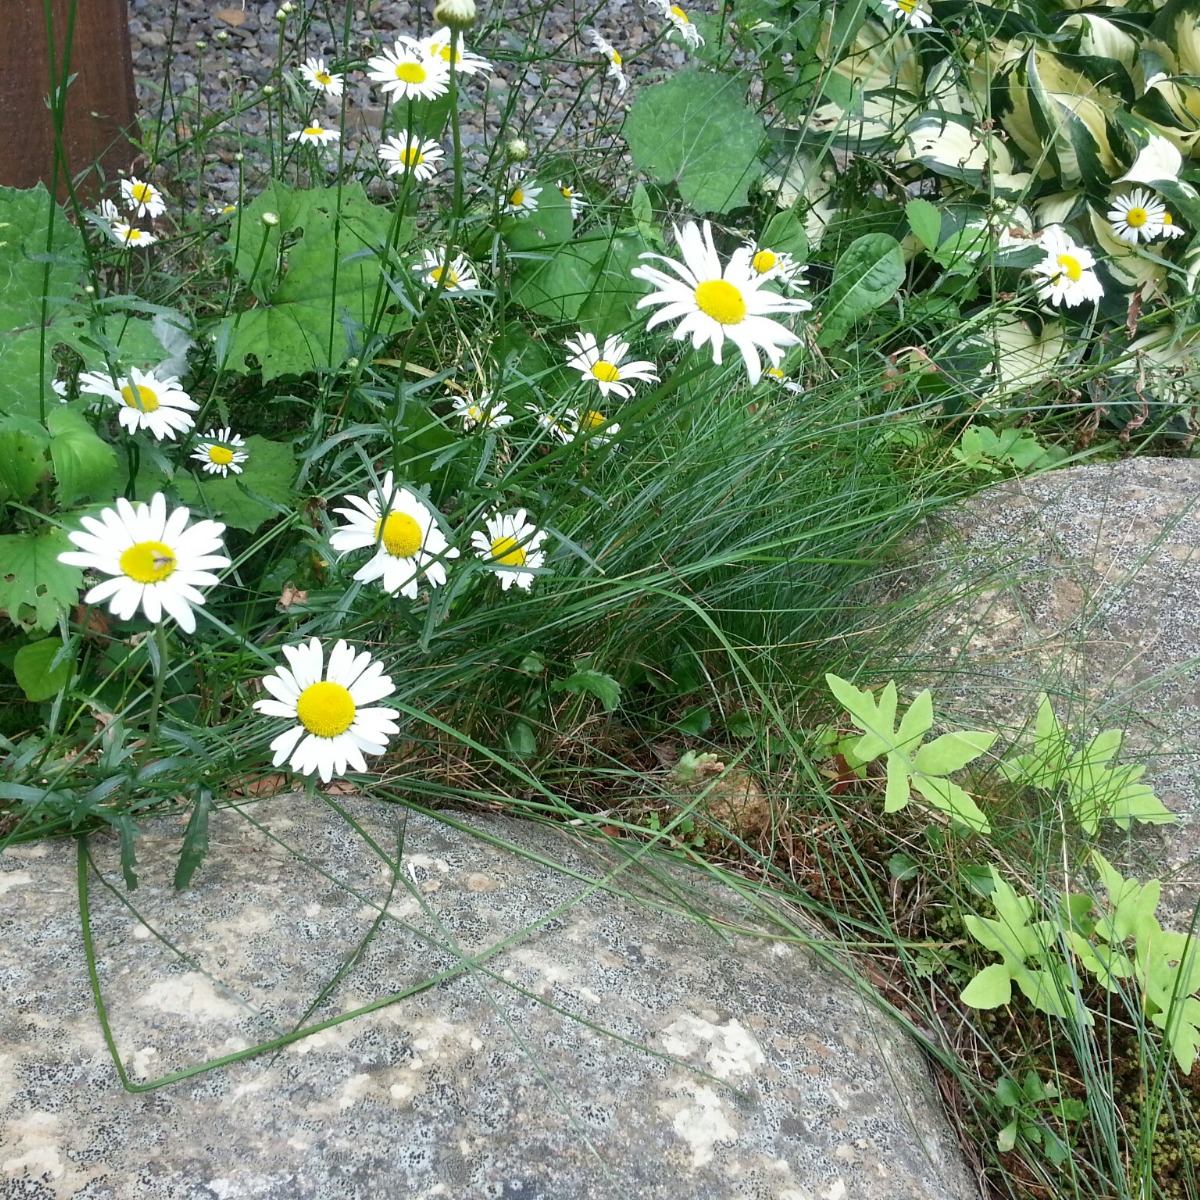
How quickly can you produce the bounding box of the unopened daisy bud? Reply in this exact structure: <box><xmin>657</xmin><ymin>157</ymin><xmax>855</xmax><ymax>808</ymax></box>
<box><xmin>505</xmin><ymin>137</ymin><xmax>530</xmax><ymax>163</ymax></box>
<box><xmin>234</xmin><ymin>151</ymin><xmax>245</xmax><ymax>162</ymax></box>
<box><xmin>346</xmin><ymin>357</ymin><xmax>360</xmax><ymax>370</ymax></box>
<box><xmin>84</xmin><ymin>284</ymin><xmax>95</xmax><ymax>295</ymax></box>
<box><xmin>262</xmin><ymin>211</ymin><xmax>280</xmax><ymax>227</ymax></box>
<box><xmin>195</xmin><ymin>39</ymin><xmax>208</xmax><ymax>50</ymax></box>
<box><xmin>262</xmin><ymin>84</ymin><xmax>276</xmax><ymax>96</ymax></box>
<box><xmin>433</xmin><ymin>0</ymin><xmax>477</xmax><ymax>30</ymax></box>
<box><xmin>275</xmin><ymin>6</ymin><xmax>290</xmax><ymax>20</ymax></box>
<box><xmin>216</xmin><ymin>30</ymin><xmax>230</xmax><ymax>42</ymax></box>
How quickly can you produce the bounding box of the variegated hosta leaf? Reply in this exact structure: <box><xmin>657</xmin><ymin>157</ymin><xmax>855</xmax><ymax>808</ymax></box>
<box><xmin>808</xmin><ymin>90</ymin><xmax>923</xmax><ymax>154</ymax></box>
<box><xmin>897</xmin><ymin>112</ymin><xmax>1032</xmax><ymax>196</ymax></box>
<box><xmin>821</xmin><ymin>15</ymin><xmax>923</xmax><ymax>95</ymax></box>
<box><xmin>1134</xmin><ymin>79</ymin><xmax>1200</xmax><ymax>157</ymax></box>
<box><xmin>1152</xmin><ymin>0</ymin><xmax>1200</xmax><ymax>76</ymax></box>
<box><xmin>1061</xmin><ymin>13</ymin><xmax>1146</xmax><ymax>86</ymax></box>
<box><xmin>970</xmin><ymin>315</ymin><xmax>1067</xmax><ymax>401</ymax></box>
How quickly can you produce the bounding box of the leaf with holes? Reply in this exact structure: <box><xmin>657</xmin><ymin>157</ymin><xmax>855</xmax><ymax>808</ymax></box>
<box><xmin>0</xmin><ymin>528</ymin><xmax>82</xmax><ymax>632</ymax></box>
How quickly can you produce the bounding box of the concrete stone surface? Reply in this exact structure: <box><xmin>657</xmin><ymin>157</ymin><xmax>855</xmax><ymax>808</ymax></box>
<box><xmin>894</xmin><ymin>457</ymin><xmax>1200</xmax><ymax>920</ymax></box>
<box><xmin>0</xmin><ymin>794</ymin><xmax>978</xmax><ymax>1200</ymax></box>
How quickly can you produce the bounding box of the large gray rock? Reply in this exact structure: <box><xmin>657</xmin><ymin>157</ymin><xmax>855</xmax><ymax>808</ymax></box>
<box><xmin>894</xmin><ymin>457</ymin><xmax>1200</xmax><ymax>920</ymax></box>
<box><xmin>0</xmin><ymin>795</ymin><xmax>977</xmax><ymax>1200</ymax></box>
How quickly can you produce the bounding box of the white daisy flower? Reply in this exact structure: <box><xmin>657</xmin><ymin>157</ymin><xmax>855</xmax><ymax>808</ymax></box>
<box><xmin>206</xmin><ymin>200</ymin><xmax>238</xmax><ymax>218</ymax></box>
<box><xmin>568</xmin><ymin>407</ymin><xmax>620</xmax><ymax>446</ymax></box>
<box><xmin>632</xmin><ymin>220</ymin><xmax>807</xmax><ymax>385</ymax></box>
<box><xmin>417</xmin><ymin>27</ymin><xmax>493</xmax><ymax>76</ymax></box>
<box><xmin>300</xmin><ymin>56</ymin><xmax>344</xmax><ymax>96</ymax></box>
<box><xmin>253</xmin><ymin>637</ymin><xmax>400</xmax><ymax>783</ymax></box>
<box><xmin>121</xmin><ymin>177</ymin><xmax>167</xmax><ymax>220</ymax></box>
<box><xmin>366</xmin><ymin>39</ymin><xmax>451</xmax><ymax>101</ymax></box>
<box><xmin>1107</xmin><ymin>188</ymin><xmax>1167</xmax><ymax>245</ymax></box>
<box><xmin>564</xmin><ymin>332</ymin><xmax>659</xmax><ymax>400</ymax></box>
<box><xmin>191</xmin><ymin>427</ymin><xmax>249</xmax><ymax>477</ymax></box>
<box><xmin>329</xmin><ymin>470</ymin><xmax>459</xmax><ymax>599</ymax></box>
<box><xmin>556</xmin><ymin>181</ymin><xmax>588</xmax><ymax>220</ymax></box>
<box><xmin>470</xmin><ymin>509</ymin><xmax>548</xmax><ymax>591</ymax></box>
<box><xmin>78</xmin><ymin>365</ymin><xmax>198</xmax><ymax>440</ymax></box>
<box><xmin>451</xmin><ymin>391</ymin><xmax>513</xmax><ymax>430</ymax></box>
<box><xmin>379</xmin><ymin>134</ymin><xmax>444</xmax><ymax>182</ymax></box>
<box><xmin>648</xmin><ymin>0</ymin><xmax>705</xmax><ymax>48</ymax></box>
<box><xmin>413</xmin><ymin>247</ymin><xmax>480</xmax><ymax>292</ymax></box>
<box><xmin>1031</xmin><ymin>226</ymin><xmax>1104</xmax><ymax>308</ymax></box>
<box><xmin>1160</xmin><ymin>211</ymin><xmax>1186</xmax><ymax>240</ymax></box>
<box><xmin>526</xmin><ymin>404</ymin><xmax>574</xmax><ymax>444</ymax></box>
<box><xmin>51</xmin><ymin>379</ymin><xmax>69</xmax><ymax>402</ymax></box>
<box><xmin>745</xmin><ymin>244</ymin><xmax>811</xmax><ymax>296</ymax></box>
<box><xmin>584</xmin><ymin>29</ymin><xmax>628</xmax><ymax>94</ymax></box>
<box><xmin>504</xmin><ymin>179</ymin><xmax>542</xmax><ymax>217</ymax></box>
<box><xmin>58</xmin><ymin>492</ymin><xmax>230</xmax><ymax>634</ymax></box>
<box><xmin>110</xmin><ymin>222</ymin><xmax>157</xmax><ymax>248</ymax></box>
<box><xmin>879</xmin><ymin>0</ymin><xmax>934</xmax><ymax>28</ymax></box>
<box><xmin>95</xmin><ymin>198</ymin><xmax>121</xmax><ymax>222</ymax></box>
<box><xmin>288</xmin><ymin>122</ymin><xmax>341</xmax><ymax>146</ymax></box>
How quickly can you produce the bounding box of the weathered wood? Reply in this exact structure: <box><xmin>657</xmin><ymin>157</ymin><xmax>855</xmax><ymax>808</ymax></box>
<box><xmin>0</xmin><ymin>0</ymin><xmax>139</xmax><ymax>199</ymax></box>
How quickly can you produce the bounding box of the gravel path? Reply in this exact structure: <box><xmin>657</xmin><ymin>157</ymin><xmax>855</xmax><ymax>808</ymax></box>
<box><xmin>126</xmin><ymin>0</ymin><xmax>692</xmax><ymax>202</ymax></box>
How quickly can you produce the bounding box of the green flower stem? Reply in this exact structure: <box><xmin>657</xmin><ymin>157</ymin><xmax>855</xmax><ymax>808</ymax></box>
<box><xmin>146</xmin><ymin>623</ymin><xmax>170</xmax><ymax>747</ymax></box>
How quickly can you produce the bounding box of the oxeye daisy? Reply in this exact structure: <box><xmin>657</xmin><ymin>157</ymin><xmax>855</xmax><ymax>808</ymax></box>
<box><xmin>379</xmin><ymin>134</ymin><xmax>444</xmax><ymax>181</ymax></box>
<box><xmin>564</xmin><ymin>332</ymin><xmax>659</xmax><ymax>400</ymax></box>
<box><xmin>289</xmin><ymin>122</ymin><xmax>341</xmax><ymax>146</ymax></box>
<box><xmin>121</xmin><ymin>177</ymin><xmax>167</xmax><ymax>220</ymax></box>
<box><xmin>648</xmin><ymin>0</ymin><xmax>705</xmax><ymax>48</ymax></box>
<box><xmin>300</xmin><ymin>56</ymin><xmax>344</xmax><ymax>96</ymax></box>
<box><xmin>78</xmin><ymin>365</ymin><xmax>198</xmax><ymax>440</ymax></box>
<box><xmin>413</xmin><ymin>247</ymin><xmax>480</xmax><ymax>292</ymax></box>
<box><xmin>1160</xmin><ymin>211</ymin><xmax>1186</xmax><ymax>240</ymax></box>
<box><xmin>329</xmin><ymin>470</ymin><xmax>459</xmax><ymax>599</ymax></box>
<box><xmin>451</xmin><ymin>391</ymin><xmax>513</xmax><ymax>430</ymax></box>
<box><xmin>110</xmin><ymin>222</ymin><xmax>157</xmax><ymax>248</ymax></box>
<box><xmin>557</xmin><ymin>182</ymin><xmax>588</xmax><ymax>220</ymax></box>
<box><xmin>470</xmin><ymin>509</ymin><xmax>548</xmax><ymax>592</ymax></box>
<box><xmin>879</xmin><ymin>0</ymin><xmax>934</xmax><ymax>28</ymax></box>
<box><xmin>745</xmin><ymin>244</ymin><xmax>811</xmax><ymax>296</ymax></box>
<box><xmin>206</xmin><ymin>200</ymin><xmax>238</xmax><ymax>218</ymax></box>
<box><xmin>568</xmin><ymin>407</ymin><xmax>620</xmax><ymax>446</ymax></box>
<box><xmin>253</xmin><ymin>638</ymin><xmax>400</xmax><ymax>783</ymax></box>
<box><xmin>95</xmin><ymin>198</ymin><xmax>121</xmax><ymax>222</ymax></box>
<box><xmin>417</xmin><ymin>27</ymin><xmax>493</xmax><ymax>75</ymax></box>
<box><xmin>1107</xmin><ymin>188</ymin><xmax>1167</xmax><ymax>245</ymax></box>
<box><xmin>504</xmin><ymin>179</ymin><xmax>542</xmax><ymax>217</ymax></box>
<box><xmin>631</xmin><ymin>220</ymin><xmax>807</xmax><ymax>385</ymax></box>
<box><xmin>191</xmin><ymin>427</ymin><xmax>249</xmax><ymax>477</ymax></box>
<box><xmin>584</xmin><ymin>29</ymin><xmax>628</xmax><ymax>94</ymax></box>
<box><xmin>526</xmin><ymin>404</ymin><xmax>574</xmax><ymax>444</ymax></box>
<box><xmin>1031</xmin><ymin>226</ymin><xmax>1104</xmax><ymax>308</ymax></box>
<box><xmin>366</xmin><ymin>39</ymin><xmax>451</xmax><ymax>101</ymax></box>
<box><xmin>58</xmin><ymin>492</ymin><xmax>230</xmax><ymax>634</ymax></box>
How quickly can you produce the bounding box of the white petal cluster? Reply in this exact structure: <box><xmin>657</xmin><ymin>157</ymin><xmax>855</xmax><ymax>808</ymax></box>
<box><xmin>470</xmin><ymin>509</ymin><xmax>548</xmax><ymax>591</ymax></box>
<box><xmin>1031</xmin><ymin>226</ymin><xmax>1104</xmax><ymax>308</ymax></box>
<box><xmin>78</xmin><ymin>366</ymin><xmax>198</xmax><ymax>441</ymax></box>
<box><xmin>564</xmin><ymin>332</ymin><xmax>659</xmax><ymax>400</ymax></box>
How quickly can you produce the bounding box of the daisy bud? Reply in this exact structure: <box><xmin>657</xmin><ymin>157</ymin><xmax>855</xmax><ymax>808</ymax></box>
<box><xmin>345</xmin><ymin>357</ymin><xmax>360</xmax><ymax>369</ymax></box>
<box><xmin>505</xmin><ymin>137</ymin><xmax>530</xmax><ymax>163</ymax></box>
<box><xmin>216</xmin><ymin>30</ymin><xmax>230</xmax><ymax>42</ymax></box>
<box><xmin>262</xmin><ymin>84</ymin><xmax>276</xmax><ymax>96</ymax></box>
<box><xmin>275</xmin><ymin>7</ymin><xmax>290</xmax><ymax>20</ymax></box>
<box><xmin>433</xmin><ymin>0</ymin><xmax>477</xmax><ymax>30</ymax></box>
<box><xmin>195</xmin><ymin>39</ymin><xmax>208</xmax><ymax>50</ymax></box>
<box><xmin>262</xmin><ymin>211</ymin><xmax>280</xmax><ymax>227</ymax></box>
<box><xmin>234</xmin><ymin>152</ymin><xmax>244</xmax><ymax>162</ymax></box>
<box><xmin>84</xmin><ymin>284</ymin><xmax>95</xmax><ymax>295</ymax></box>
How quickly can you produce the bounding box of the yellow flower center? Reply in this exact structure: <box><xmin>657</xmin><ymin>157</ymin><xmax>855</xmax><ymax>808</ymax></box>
<box><xmin>119</xmin><ymin>539</ymin><xmax>177</xmax><ymax>584</ymax></box>
<box><xmin>132</xmin><ymin>183</ymin><xmax>153</xmax><ymax>203</ymax></box>
<box><xmin>694</xmin><ymin>279</ymin><xmax>747</xmax><ymax>325</ymax></box>
<box><xmin>396</xmin><ymin>61</ymin><xmax>427</xmax><ymax>84</ymax></box>
<box><xmin>511</xmin><ymin>188</ymin><xmax>525</xmax><ymax>207</ymax></box>
<box><xmin>561</xmin><ymin>187</ymin><xmax>573</xmax><ymax>199</ymax></box>
<box><xmin>430</xmin><ymin>265</ymin><xmax>460</xmax><ymax>287</ymax></box>
<box><xmin>315</xmin><ymin>70</ymin><xmax>332</xmax><ymax>85</ymax></box>
<box><xmin>467</xmin><ymin>405</ymin><xmax>484</xmax><ymax>422</ymax></box>
<box><xmin>670</xmin><ymin>4</ymin><xmax>691</xmax><ymax>21</ymax></box>
<box><xmin>897</xmin><ymin>0</ymin><xmax>917</xmax><ymax>10</ymax></box>
<box><xmin>490</xmin><ymin>536</ymin><xmax>527</xmax><ymax>567</ymax></box>
<box><xmin>126</xmin><ymin>230</ymin><xmax>148</xmax><ymax>243</ymax></box>
<box><xmin>1164</xmin><ymin>213</ymin><xmax>1175</xmax><ymax>225</ymax></box>
<box><xmin>304</xmin><ymin>125</ymin><xmax>323</xmax><ymax>137</ymax></box>
<box><xmin>207</xmin><ymin>445</ymin><xmax>235</xmax><ymax>466</ymax></box>
<box><xmin>375</xmin><ymin>511</ymin><xmax>424</xmax><ymax>558</ymax></box>
<box><xmin>403</xmin><ymin>146</ymin><xmax>424</xmax><ymax>167</ymax></box>
<box><xmin>437</xmin><ymin>44</ymin><xmax>459</xmax><ymax>64</ymax></box>
<box><xmin>295</xmin><ymin>680</ymin><xmax>357</xmax><ymax>738</ymax></box>
<box><xmin>751</xmin><ymin>249</ymin><xmax>777</xmax><ymax>274</ymax></box>
<box><xmin>765</xmin><ymin>367</ymin><xmax>784</xmax><ymax>380</ymax></box>
<box><xmin>1055</xmin><ymin>253</ymin><xmax>1083</xmax><ymax>283</ymax></box>
<box><xmin>580</xmin><ymin>409</ymin><xmax>606</xmax><ymax>430</ymax></box>
<box><xmin>121</xmin><ymin>382</ymin><xmax>160</xmax><ymax>412</ymax></box>
<box><xmin>1124</xmin><ymin>207</ymin><xmax>1148</xmax><ymax>229</ymax></box>
<box><xmin>590</xmin><ymin>360</ymin><xmax>621</xmax><ymax>383</ymax></box>
<box><xmin>611</xmin><ymin>49</ymin><xmax>623</xmax><ymax>66</ymax></box>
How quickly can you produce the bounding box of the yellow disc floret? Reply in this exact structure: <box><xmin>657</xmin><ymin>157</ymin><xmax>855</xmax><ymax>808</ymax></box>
<box><xmin>1055</xmin><ymin>253</ymin><xmax>1083</xmax><ymax>283</ymax></box>
<box><xmin>590</xmin><ymin>361</ymin><xmax>621</xmax><ymax>383</ymax></box>
<box><xmin>694</xmin><ymin>279</ymin><xmax>747</xmax><ymax>325</ymax></box>
<box><xmin>207</xmin><ymin>445</ymin><xmax>235</xmax><ymax>466</ymax></box>
<box><xmin>121</xmin><ymin>383</ymin><xmax>160</xmax><ymax>412</ymax></box>
<box><xmin>1125</xmin><ymin>207</ymin><xmax>1148</xmax><ymax>229</ymax></box>
<box><xmin>751</xmin><ymin>249</ymin><xmax>777</xmax><ymax>274</ymax></box>
<box><xmin>120</xmin><ymin>539</ymin><xmax>177</xmax><ymax>584</ymax></box>
<box><xmin>296</xmin><ymin>680</ymin><xmax>357</xmax><ymax>738</ymax></box>
<box><xmin>396</xmin><ymin>61</ymin><xmax>427</xmax><ymax>83</ymax></box>
<box><xmin>376</xmin><ymin>511</ymin><xmax>424</xmax><ymax>558</ymax></box>
<box><xmin>491</xmin><ymin>536</ymin><xmax>527</xmax><ymax>567</ymax></box>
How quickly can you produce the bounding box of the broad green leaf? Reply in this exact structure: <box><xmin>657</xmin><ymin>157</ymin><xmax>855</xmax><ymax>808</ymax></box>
<box><xmin>623</xmin><ymin>70</ymin><xmax>764</xmax><ymax>214</ymax></box>
<box><xmin>174</xmin><ymin>790</ymin><xmax>214</xmax><ymax>890</ymax></box>
<box><xmin>501</xmin><ymin>184</ymin><xmax>574</xmax><ymax>251</ymax></box>
<box><xmin>996</xmin><ymin>1119</ymin><xmax>1019</xmax><ymax>1153</ymax></box>
<box><xmin>816</xmin><ymin>233</ymin><xmax>905</xmax><ymax>346</ymax></box>
<box><xmin>506</xmin><ymin>719</ymin><xmax>537</xmax><ymax>759</ymax></box>
<box><xmin>174</xmin><ymin>435</ymin><xmax>296</xmax><ymax>532</ymax></box>
<box><xmin>1015</xmin><ymin>964</ymin><xmax>1077</xmax><ymax>1021</ymax></box>
<box><xmin>47</xmin><ymin>406</ymin><xmax>119</xmax><ymax>506</ymax></box>
<box><xmin>912</xmin><ymin>775</ymin><xmax>991</xmax><ymax>832</ymax></box>
<box><xmin>961</xmin><ymin>962</ymin><xmax>1013</xmax><ymax>1009</ymax></box>
<box><xmin>914</xmin><ymin>730</ymin><xmax>997</xmax><ymax>776</ymax></box>
<box><xmin>222</xmin><ymin>182</ymin><xmax>413</xmax><ymax>380</ymax></box>
<box><xmin>760</xmin><ymin>205</ymin><xmax>809</xmax><ymax>259</ymax></box>
<box><xmin>825</xmin><ymin>673</ymin><xmax>898</xmax><ymax>762</ymax></box>
<box><xmin>0</xmin><ymin>528</ymin><xmax>82</xmax><ymax>631</ymax></box>
<box><xmin>905</xmin><ymin>198</ymin><xmax>942</xmax><ymax>250</ymax></box>
<box><xmin>884</xmin><ymin>751</ymin><xmax>912</xmax><ymax>812</ymax></box>
<box><xmin>12</xmin><ymin>636</ymin><xmax>72</xmax><ymax>700</ymax></box>
<box><xmin>550</xmin><ymin>668</ymin><xmax>622</xmax><ymax>712</ymax></box>
<box><xmin>0</xmin><ymin>416</ymin><xmax>49</xmax><ymax>502</ymax></box>
<box><xmin>1151</xmin><ymin>997</ymin><xmax>1200</xmax><ymax>1076</ymax></box>
<box><xmin>894</xmin><ymin>687</ymin><xmax>933</xmax><ymax>752</ymax></box>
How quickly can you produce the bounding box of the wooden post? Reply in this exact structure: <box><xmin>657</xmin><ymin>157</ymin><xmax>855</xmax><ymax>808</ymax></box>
<box><xmin>0</xmin><ymin>0</ymin><xmax>139</xmax><ymax>200</ymax></box>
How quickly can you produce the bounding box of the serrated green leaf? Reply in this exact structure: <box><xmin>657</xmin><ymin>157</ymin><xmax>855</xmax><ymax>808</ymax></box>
<box><xmin>174</xmin><ymin>435</ymin><xmax>295</xmax><ymax>532</ymax></box>
<box><xmin>47</xmin><ymin>406</ymin><xmax>119</xmax><ymax>506</ymax></box>
<box><xmin>817</xmin><ymin>233</ymin><xmax>905</xmax><ymax>346</ymax></box>
<box><xmin>623</xmin><ymin>71</ymin><xmax>764</xmax><ymax>214</ymax></box>
<box><xmin>905</xmin><ymin>198</ymin><xmax>943</xmax><ymax>250</ymax></box>
<box><xmin>550</xmin><ymin>668</ymin><xmax>621</xmax><ymax>712</ymax></box>
<box><xmin>962</xmin><ymin>962</ymin><xmax>1013</xmax><ymax>1009</ymax></box>
<box><xmin>0</xmin><ymin>416</ymin><xmax>49</xmax><ymax>502</ymax></box>
<box><xmin>0</xmin><ymin>528</ymin><xmax>83</xmax><ymax>631</ymax></box>
<box><xmin>914</xmin><ymin>730</ymin><xmax>997</xmax><ymax>776</ymax></box>
<box><xmin>12</xmin><ymin>636</ymin><xmax>72</xmax><ymax>700</ymax></box>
